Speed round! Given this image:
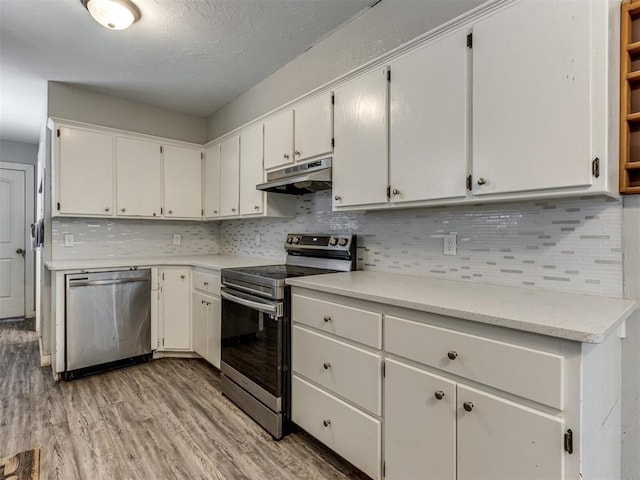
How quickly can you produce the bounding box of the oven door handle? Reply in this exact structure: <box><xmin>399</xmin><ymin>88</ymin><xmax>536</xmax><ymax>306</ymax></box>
<box><xmin>221</xmin><ymin>290</ymin><xmax>281</xmax><ymax>316</ymax></box>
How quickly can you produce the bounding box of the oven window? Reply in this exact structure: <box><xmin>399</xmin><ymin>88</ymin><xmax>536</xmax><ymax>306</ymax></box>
<box><xmin>221</xmin><ymin>298</ymin><xmax>283</xmax><ymax>398</ymax></box>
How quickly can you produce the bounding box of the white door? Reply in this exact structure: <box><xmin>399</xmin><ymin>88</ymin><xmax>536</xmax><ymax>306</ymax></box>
<box><xmin>163</xmin><ymin>145</ymin><xmax>202</xmax><ymax>218</ymax></box>
<box><xmin>57</xmin><ymin>127</ymin><xmax>113</xmax><ymax>216</ymax></box>
<box><xmin>203</xmin><ymin>144</ymin><xmax>221</xmax><ymax>219</ymax></box>
<box><xmin>264</xmin><ymin>109</ymin><xmax>294</xmax><ymax>170</ymax></box>
<box><xmin>294</xmin><ymin>92</ymin><xmax>333</xmax><ymax>161</ymax></box>
<box><xmin>240</xmin><ymin>124</ymin><xmax>264</xmax><ymax>215</ymax></box>
<box><xmin>207</xmin><ymin>296</ymin><xmax>221</xmax><ymax>369</ymax></box>
<box><xmin>192</xmin><ymin>292</ymin><xmax>207</xmax><ymax>357</ymax></box>
<box><xmin>220</xmin><ymin>135</ymin><xmax>240</xmax><ymax>217</ymax></box>
<box><xmin>457</xmin><ymin>384</ymin><xmax>565</xmax><ymax>479</ymax></box>
<box><xmin>161</xmin><ymin>269</ymin><xmax>191</xmax><ymax>350</ymax></box>
<box><xmin>0</xmin><ymin>168</ymin><xmax>25</xmax><ymax>318</ymax></box>
<box><xmin>390</xmin><ymin>29</ymin><xmax>468</xmax><ymax>203</ymax></box>
<box><xmin>472</xmin><ymin>0</ymin><xmax>592</xmax><ymax>195</ymax></box>
<box><xmin>333</xmin><ymin>68</ymin><xmax>389</xmax><ymax>208</ymax></box>
<box><xmin>384</xmin><ymin>359</ymin><xmax>456</xmax><ymax>480</ymax></box>
<box><xmin>115</xmin><ymin>137</ymin><xmax>162</xmax><ymax>217</ymax></box>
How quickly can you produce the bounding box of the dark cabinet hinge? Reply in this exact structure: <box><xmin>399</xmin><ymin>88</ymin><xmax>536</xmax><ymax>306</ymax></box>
<box><xmin>201</xmin><ymin>208</ymin><xmax>204</xmax><ymax>216</ymax></box>
<box><xmin>57</xmin><ymin>202</ymin><xmax>60</xmax><ymax>211</ymax></box>
<box><xmin>592</xmin><ymin>157</ymin><xmax>600</xmax><ymax>178</ymax></box>
<box><xmin>382</xmin><ymin>362</ymin><xmax>386</xmax><ymax>377</ymax></box>
<box><xmin>564</xmin><ymin>429</ymin><xmax>573</xmax><ymax>454</ymax></box>
<box><xmin>467</xmin><ymin>33</ymin><xmax>473</xmax><ymax>48</ymax></box>
<box><xmin>383</xmin><ymin>461</ymin><xmax>386</xmax><ymax>477</ymax></box>
<box><xmin>160</xmin><ymin>146</ymin><xmax>163</xmax><ymax>154</ymax></box>
<box><xmin>331</xmin><ymin>93</ymin><xmax>335</xmax><ymax>105</ymax></box>
<box><xmin>56</xmin><ymin>129</ymin><xmax>60</xmax><ymax>138</ymax></box>
<box><xmin>201</xmin><ymin>152</ymin><xmax>204</xmax><ymax>160</ymax></box>
<box><xmin>161</xmin><ymin>207</ymin><xmax>163</xmax><ymax>215</ymax></box>
<box><xmin>386</xmin><ymin>186</ymin><xmax>391</xmax><ymax>199</ymax></box>
<box><xmin>466</xmin><ymin>175</ymin><xmax>472</xmax><ymax>191</ymax></box>
<box><xmin>387</xmin><ymin>69</ymin><xmax>391</xmax><ymax>82</ymax></box>
<box><xmin>331</xmin><ymin>138</ymin><xmax>335</xmax><ymax>148</ymax></box>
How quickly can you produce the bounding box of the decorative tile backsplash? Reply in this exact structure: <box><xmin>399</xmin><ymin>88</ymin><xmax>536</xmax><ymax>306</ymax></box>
<box><xmin>220</xmin><ymin>192</ymin><xmax>623</xmax><ymax>297</ymax></box>
<box><xmin>51</xmin><ymin>218</ymin><xmax>220</xmax><ymax>259</ymax></box>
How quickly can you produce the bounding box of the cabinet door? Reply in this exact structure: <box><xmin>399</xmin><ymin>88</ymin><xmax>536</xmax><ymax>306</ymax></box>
<box><xmin>390</xmin><ymin>30</ymin><xmax>468</xmax><ymax>203</ymax></box>
<box><xmin>294</xmin><ymin>92</ymin><xmax>333</xmax><ymax>161</ymax></box>
<box><xmin>220</xmin><ymin>135</ymin><xmax>240</xmax><ymax>217</ymax></box>
<box><xmin>161</xmin><ymin>269</ymin><xmax>191</xmax><ymax>350</ymax></box>
<box><xmin>472</xmin><ymin>0</ymin><xmax>592</xmax><ymax>195</ymax></box>
<box><xmin>115</xmin><ymin>137</ymin><xmax>162</xmax><ymax>217</ymax></box>
<box><xmin>57</xmin><ymin>127</ymin><xmax>113</xmax><ymax>216</ymax></box>
<box><xmin>333</xmin><ymin>68</ymin><xmax>388</xmax><ymax>208</ymax></box>
<box><xmin>457</xmin><ymin>384</ymin><xmax>565</xmax><ymax>480</ymax></box>
<box><xmin>163</xmin><ymin>145</ymin><xmax>202</xmax><ymax>218</ymax></box>
<box><xmin>264</xmin><ymin>109</ymin><xmax>294</xmax><ymax>170</ymax></box>
<box><xmin>203</xmin><ymin>144</ymin><xmax>221</xmax><ymax>218</ymax></box>
<box><xmin>192</xmin><ymin>292</ymin><xmax>207</xmax><ymax>357</ymax></box>
<box><xmin>384</xmin><ymin>359</ymin><xmax>456</xmax><ymax>480</ymax></box>
<box><xmin>206</xmin><ymin>297</ymin><xmax>221</xmax><ymax>369</ymax></box>
<box><xmin>240</xmin><ymin>124</ymin><xmax>265</xmax><ymax>215</ymax></box>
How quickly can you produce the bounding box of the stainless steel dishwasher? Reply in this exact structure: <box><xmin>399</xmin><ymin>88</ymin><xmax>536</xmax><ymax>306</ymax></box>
<box><xmin>65</xmin><ymin>269</ymin><xmax>152</xmax><ymax>379</ymax></box>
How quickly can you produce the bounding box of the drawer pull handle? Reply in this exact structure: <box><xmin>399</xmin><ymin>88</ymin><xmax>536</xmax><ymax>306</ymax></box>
<box><xmin>463</xmin><ymin>401</ymin><xmax>474</xmax><ymax>412</ymax></box>
<box><xmin>434</xmin><ymin>390</ymin><xmax>445</xmax><ymax>400</ymax></box>
<box><xmin>323</xmin><ymin>362</ymin><xmax>331</xmax><ymax>370</ymax></box>
<box><xmin>447</xmin><ymin>351</ymin><xmax>458</xmax><ymax>360</ymax></box>
<box><xmin>323</xmin><ymin>419</ymin><xmax>331</xmax><ymax>427</ymax></box>
<box><xmin>323</xmin><ymin>316</ymin><xmax>331</xmax><ymax>323</ymax></box>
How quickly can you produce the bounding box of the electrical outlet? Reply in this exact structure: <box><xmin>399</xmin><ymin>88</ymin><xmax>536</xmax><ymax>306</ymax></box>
<box><xmin>255</xmin><ymin>234</ymin><xmax>261</xmax><ymax>246</ymax></box>
<box><xmin>64</xmin><ymin>234</ymin><xmax>74</xmax><ymax>247</ymax></box>
<box><xmin>172</xmin><ymin>233</ymin><xmax>182</xmax><ymax>246</ymax></box>
<box><xmin>443</xmin><ymin>234</ymin><xmax>457</xmax><ymax>256</ymax></box>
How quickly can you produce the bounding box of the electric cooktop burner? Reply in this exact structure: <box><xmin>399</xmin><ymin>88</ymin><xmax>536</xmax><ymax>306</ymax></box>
<box><xmin>226</xmin><ymin>264</ymin><xmax>338</xmax><ymax>281</ymax></box>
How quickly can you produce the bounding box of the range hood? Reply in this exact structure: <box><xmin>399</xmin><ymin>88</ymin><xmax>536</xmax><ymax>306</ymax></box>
<box><xmin>257</xmin><ymin>157</ymin><xmax>332</xmax><ymax>195</ymax></box>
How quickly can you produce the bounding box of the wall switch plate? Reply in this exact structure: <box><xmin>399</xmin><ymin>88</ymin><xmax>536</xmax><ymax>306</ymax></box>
<box><xmin>64</xmin><ymin>234</ymin><xmax>74</xmax><ymax>247</ymax></box>
<box><xmin>443</xmin><ymin>234</ymin><xmax>457</xmax><ymax>255</ymax></box>
<box><xmin>172</xmin><ymin>233</ymin><xmax>182</xmax><ymax>246</ymax></box>
<box><xmin>255</xmin><ymin>234</ymin><xmax>261</xmax><ymax>246</ymax></box>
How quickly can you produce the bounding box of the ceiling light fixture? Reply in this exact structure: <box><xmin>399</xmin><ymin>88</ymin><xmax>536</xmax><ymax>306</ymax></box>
<box><xmin>81</xmin><ymin>0</ymin><xmax>140</xmax><ymax>30</ymax></box>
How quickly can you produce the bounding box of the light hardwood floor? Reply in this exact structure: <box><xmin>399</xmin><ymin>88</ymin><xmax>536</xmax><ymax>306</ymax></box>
<box><xmin>0</xmin><ymin>318</ymin><xmax>369</xmax><ymax>480</ymax></box>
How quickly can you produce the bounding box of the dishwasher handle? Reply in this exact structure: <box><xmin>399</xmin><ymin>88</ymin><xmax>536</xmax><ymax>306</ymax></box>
<box><xmin>68</xmin><ymin>277</ymin><xmax>150</xmax><ymax>288</ymax></box>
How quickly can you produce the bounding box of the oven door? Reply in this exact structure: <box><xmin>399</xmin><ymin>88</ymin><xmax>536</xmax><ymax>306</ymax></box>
<box><xmin>220</xmin><ymin>287</ymin><xmax>285</xmax><ymax>404</ymax></box>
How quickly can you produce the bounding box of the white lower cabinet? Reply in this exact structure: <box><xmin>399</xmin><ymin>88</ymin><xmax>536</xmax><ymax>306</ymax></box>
<box><xmin>192</xmin><ymin>268</ymin><xmax>221</xmax><ymax>368</ymax></box>
<box><xmin>159</xmin><ymin>268</ymin><xmax>191</xmax><ymax>350</ymax></box>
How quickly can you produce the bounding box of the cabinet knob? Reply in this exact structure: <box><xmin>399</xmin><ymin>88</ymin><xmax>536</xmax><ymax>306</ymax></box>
<box><xmin>168</xmin><ymin>209</ymin><xmax>173</xmax><ymax>214</ymax></box>
<box><xmin>206</xmin><ymin>302</ymin><xmax>211</xmax><ymax>306</ymax></box>
<box><xmin>323</xmin><ymin>419</ymin><xmax>331</xmax><ymax>427</ymax></box>
<box><xmin>180</xmin><ymin>275</ymin><xmax>185</xmax><ymax>279</ymax></box>
<box><xmin>463</xmin><ymin>401</ymin><xmax>474</xmax><ymax>412</ymax></box>
<box><xmin>121</xmin><ymin>208</ymin><xmax>126</xmax><ymax>213</ymax></box>
<box><xmin>254</xmin><ymin>205</ymin><xmax>260</xmax><ymax>210</ymax></box>
<box><xmin>213</xmin><ymin>210</ymin><xmax>218</xmax><ymax>214</ymax></box>
<box><xmin>231</xmin><ymin>208</ymin><xmax>236</xmax><ymax>213</ymax></box>
<box><xmin>283</xmin><ymin>153</ymin><xmax>290</xmax><ymax>160</ymax></box>
<box><xmin>392</xmin><ymin>188</ymin><xmax>400</xmax><ymax>196</ymax></box>
<box><xmin>295</xmin><ymin>150</ymin><xmax>301</xmax><ymax>156</ymax></box>
<box><xmin>447</xmin><ymin>351</ymin><xmax>458</xmax><ymax>360</ymax></box>
<box><xmin>323</xmin><ymin>315</ymin><xmax>331</xmax><ymax>323</ymax></box>
<box><xmin>334</xmin><ymin>195</ymin><xmax>341</xmax><ymax>201</ymax></box>
<box><xmin>204</xmin><ymin>282</ymin><xmax>209</xmax><ymax>286</ymax></box>
<box><xmin>323</xmin><ymin>362</ymin><xmax>331</xmax><ymax>370</ymax></box>
<box><xmin>477</xmin><ymin>177</ymin><xmax>487</xmax><ymax>186</ymax></box>
<box><xmin>201</xmin><ymin>300</ymin><xmax>205</xmax><ymax>304</ymax></box>
<box><xmin>104</xmin><ymin>207</ymin><xmax>110</xmax><ymax>212</ymax></box>
<box><xmin>434</xmin><ymin>390</ymin><xmax>445</xmax><ymax>400</ymax></box>
<box><xmin>153</xmin><ymin>212</ymin><xmax>157</xmax><ymax>217</ymax></box>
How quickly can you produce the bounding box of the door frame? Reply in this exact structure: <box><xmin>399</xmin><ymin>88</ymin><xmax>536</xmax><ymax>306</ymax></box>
<box><xmin>0</xmin><ymin>162</ymin><xmax>35</xmax><ymax>318</ymax></box>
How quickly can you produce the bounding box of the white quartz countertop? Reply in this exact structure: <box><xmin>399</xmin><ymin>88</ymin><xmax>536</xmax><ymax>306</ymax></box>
<box><xmin>44</xmin><ymin>254</ymin><xmax>280</xmax><ymax>272</ymax></box>
<box><xmin>286</xmin><ymin>271</ymin><xmax>638</xmax><ymax>343</ymax></box>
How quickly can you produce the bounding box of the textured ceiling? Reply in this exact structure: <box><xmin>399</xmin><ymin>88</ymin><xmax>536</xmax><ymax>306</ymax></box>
<box><xmin>0</xmin><ymin>0</ymin><xmax>377</xmax><ymax>143</ymax></box>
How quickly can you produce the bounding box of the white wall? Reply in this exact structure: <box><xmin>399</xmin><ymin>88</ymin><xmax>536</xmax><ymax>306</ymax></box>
<box><xmin>205</xmin><ymin>0</ymin><xmax>484</xmax><ymax>140</ymax></box>
<box><xmin>0</xmin><ymin>139</ymin><xmax>38</xmax><ymax>165</ymax></box>
<box><xmin>48</xmin><ymin>82</ymin><xmax>207</xmax><ymax>144</ymax></box>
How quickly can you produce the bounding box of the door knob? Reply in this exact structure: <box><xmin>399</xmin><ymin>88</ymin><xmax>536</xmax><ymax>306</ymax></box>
<box><xmin>16</xmin><ymin>248</ymin><xmax>25</xmax><ymax>257</ymax></box>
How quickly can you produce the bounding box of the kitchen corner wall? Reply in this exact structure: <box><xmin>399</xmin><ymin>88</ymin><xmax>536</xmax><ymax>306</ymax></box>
<box><xmin>221</xmin><ymin>191</ymin><xmax>623</xmax><ymax>298</ymax></box>
<box><xmin>51</xmin><ymin>218</ymin><xmax>220</xmax><ymax>259</ymax></box>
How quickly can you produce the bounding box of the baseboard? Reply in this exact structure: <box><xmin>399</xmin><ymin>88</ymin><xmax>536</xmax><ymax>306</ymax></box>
<box><xmin>152</xmin><ymin>350</ymin><xmax>201</xmax><ymax>359</ymax></box>
<box><xmin>25</xmin><ymin>311</ymin><xmax>35</xmax><ymax>319</ymax></box>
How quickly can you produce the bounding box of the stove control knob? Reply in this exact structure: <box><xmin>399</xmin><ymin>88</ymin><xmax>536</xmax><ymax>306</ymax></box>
<box><xmin>338</xmin><ymin>238</ymin><xmax>348</xmax><ymax>247</ymax></box>
<box><xmin>329</xmin><ymin>237</ymin><xmax>338</xmax><ymax>246</ymax></box>
<box><xmin>292</xmin><ymin>236</ymin><xmax>300</xmax><ymax>244</ymax></box>
<box><xmin>286</xmin><ymin>236</ymin><xmax>293</xmax><ymax>244</ymax></box>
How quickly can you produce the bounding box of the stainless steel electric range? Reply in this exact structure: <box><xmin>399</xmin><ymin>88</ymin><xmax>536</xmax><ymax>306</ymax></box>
<box><xmin>220</xmin><ymin>233</ymin><xmax>357</xmax><ymax>439</ymax></box>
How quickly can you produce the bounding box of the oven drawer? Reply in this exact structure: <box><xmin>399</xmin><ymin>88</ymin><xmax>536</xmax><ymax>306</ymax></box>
<box><xmin>292</xmin><ymin>294</ymin><xmax>382</xmax><ymax>348</ymax></box>
<box><xmin>385</xmin><ymin>315</ymin><xmax>564</xmax><ymax>410</ymax></box>
<box><xmin>193</xmin><ymin>271</ymin><xmax>220</xmax><ymax>296</ymax></box>
<box><xmin>292</xmin><ymin>325</ymin><xmax>382</xmax><ymax>415</ymax></box>
<box><xmin>292</xmin><ymin>375</ymin><xmax>382</xmax><ymax>480</ymax></box>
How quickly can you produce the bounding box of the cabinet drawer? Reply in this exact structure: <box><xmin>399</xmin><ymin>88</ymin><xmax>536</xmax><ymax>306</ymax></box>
<box><xmin>292</xmin><ymin>294</ymin><xmax>382</xmax><ymax>348</ymax></box>
<box><xmin>193</xmin><ymin>271</ymin><xmax>220</xmax><ymax>295</ymax></box>
<box><xmin>385</xmin><ymin>315</ymin><xmax>564</xmax><ymax>410</ymax></box>
<box><xmin>293</xmin><ymin>325</ymin><xmax>382</xmax><ymax>415</ymax></box>
<box><xmin>292</xmin><ymin>375</ymin><xmax>382</xmax><ymax>480</ymax></box>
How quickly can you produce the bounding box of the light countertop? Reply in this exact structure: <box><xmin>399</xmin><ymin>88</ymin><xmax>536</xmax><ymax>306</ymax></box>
<box><xmin>286</xmin><ymin>271</ymin><xmax>638</xmax><ymax>343</ymax></box>
<box><xmin>44</xmin><ymin>254</ymin><xmax>280</xmax><ymax>272</ymax></box>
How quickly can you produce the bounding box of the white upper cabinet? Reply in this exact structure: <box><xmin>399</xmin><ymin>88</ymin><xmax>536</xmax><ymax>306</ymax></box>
<box><xmin>240</xmin><ymin>124</ymin><xmax>265</xmax><ymax>215</ymax></box>
<box><xmin>472</xmin><ymin>0</ymin><xmax>593</xmax><ymax>196</ymax></box>
<box><xmin>56</xmin><ymin>126</ymin><xmax>114</xmax><ymax>216</ymax></box>
<box><xmin>264</xmin><ymin>109</ymin><xmax>294</xmax><ymax>170</ymax></box>
<box><xmin>332</xmin><ymin>68</ymin><xmax>389</xmax><ymax>209</ymax></box>
<box><xmin>203</xmin><ymin>144</ymin><xmax>221</xmax><ymax>219</ymax></box>
<box><xmin>115</xmin><ymin>137</ymin><xmax>162</xmax><ymax>217</ymax></box>
<box><xmin>390</xmin><ymin>29</ymin><xmax>469</xmax><ymax>204</ymax></box>
<box><xmin>219</xmin><ymin>135</ymin><xmax>240</xmax><ymax>217</ymax></box>
<box><xmin>163</xmin><ymin>145</ymin><xmax>202</xmax><ymax>219</ymax></box>
<box><xmin>294</xmin><ymin>92</ymin><xmax>333</xmax><ymax>162</ymax></box>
